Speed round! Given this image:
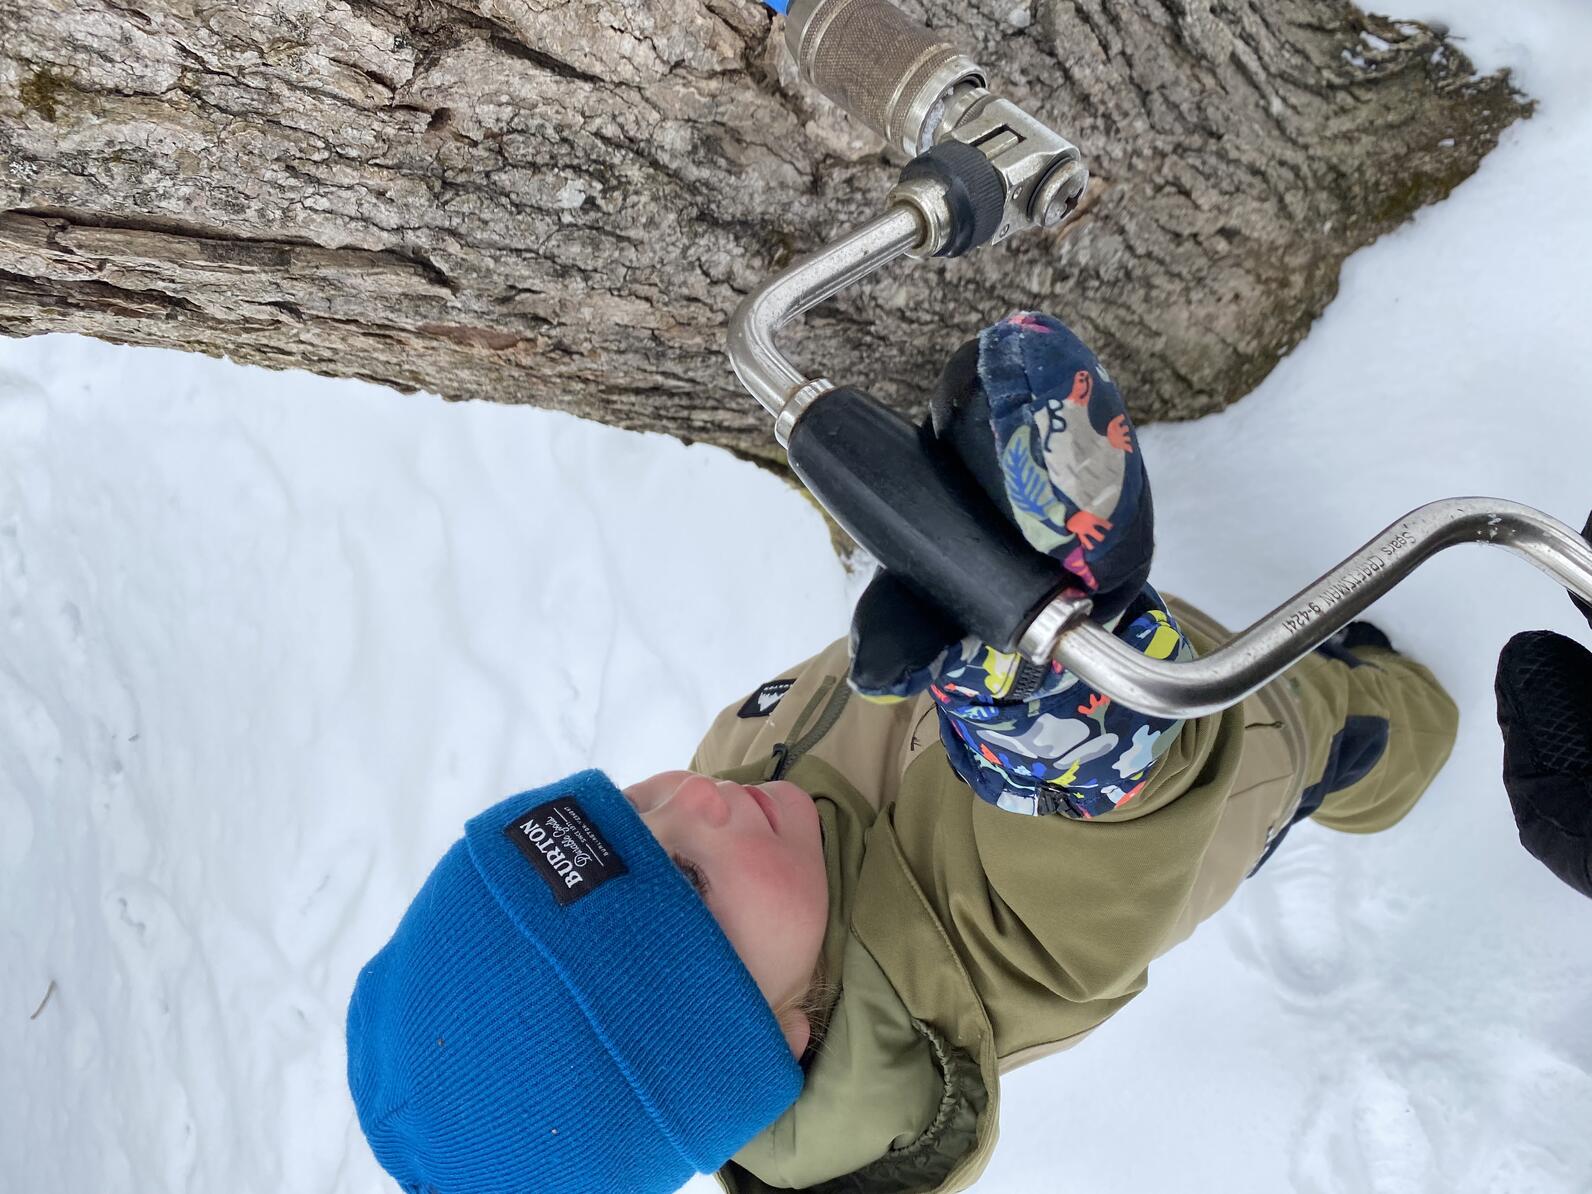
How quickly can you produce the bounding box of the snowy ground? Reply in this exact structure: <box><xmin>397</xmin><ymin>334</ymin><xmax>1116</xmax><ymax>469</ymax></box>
<box><xmin>4</xmin><ymin>2</ymin><xmax>1592</xmax><ymax>1192</ymax></box>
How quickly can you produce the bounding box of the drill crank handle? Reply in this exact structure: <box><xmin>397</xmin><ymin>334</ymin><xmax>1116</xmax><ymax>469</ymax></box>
<box><xmin>785</xmin><ymin>385</ymin><xmax>1076</xmax><ymax>654</ymax></box>
<box><xmin>727</xmin><ymin>204</ymin><xmax>1080</xmax><ymax>654</ymax></box>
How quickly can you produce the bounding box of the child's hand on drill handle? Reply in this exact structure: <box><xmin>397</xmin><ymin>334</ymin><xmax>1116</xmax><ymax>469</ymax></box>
<box><xmin>1495</xmin><ymin>511</ymin><xmax>1592</xmax><ymax>898</ymax></box>
<box><xmin>848</xmin><ymin>311</ymin><xmax>1189</xmax><ymax>817</ymax></box>
<box><xmin>850</xmin><ymin>310</ymin><xmax>1158</xmax><ymax>706</ymax></box>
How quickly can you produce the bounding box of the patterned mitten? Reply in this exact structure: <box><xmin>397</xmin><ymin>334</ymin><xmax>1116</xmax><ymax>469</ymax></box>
<box><xmin>851</xmin><ymin>310</ymin><xmax>1156</xmax><ymax>703</ymax></box>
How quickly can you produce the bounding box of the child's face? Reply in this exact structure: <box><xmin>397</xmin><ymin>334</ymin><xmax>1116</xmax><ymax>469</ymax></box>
<box><xmin>623</xmin><ymin>771</ymin><xmax>828</xmax><ymax>1056</ymax></box>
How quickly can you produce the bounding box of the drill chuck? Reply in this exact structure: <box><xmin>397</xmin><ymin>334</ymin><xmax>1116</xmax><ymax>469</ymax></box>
<box><xmin>784</xmin><ymin>0</ymin><xmax>985</xmax><ymax>159</ymax></box>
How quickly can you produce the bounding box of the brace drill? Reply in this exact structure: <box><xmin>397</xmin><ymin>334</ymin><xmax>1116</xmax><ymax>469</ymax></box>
<box><xmin>726</xmin><ymin>0</ymin><xmax>1592</xmax><ymax>719</ymax></box>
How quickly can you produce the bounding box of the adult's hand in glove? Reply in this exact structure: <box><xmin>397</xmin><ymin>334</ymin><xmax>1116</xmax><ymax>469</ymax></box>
<box><xmin>1494</xmin><ymin>512</ymin><xmax>1592</xmax><ymax>898</ymax></box>
<box><xmin>850</xmin><ymin>311</ymin><xmax>1155</xmax><ymax>702</ymax></box>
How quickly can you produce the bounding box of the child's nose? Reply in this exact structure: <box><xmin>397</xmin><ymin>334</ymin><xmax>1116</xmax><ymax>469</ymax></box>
<box><xmin>670</xmin><ymin>774</ymin><xmax>733</xmax><ymax>828</ymax></box>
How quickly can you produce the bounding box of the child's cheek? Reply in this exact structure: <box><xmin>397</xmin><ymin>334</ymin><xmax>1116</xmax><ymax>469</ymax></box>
<box><xmin>736</xmin><ymin>840</ymin><xmax>815</xmax><ymax>911</ymax></box>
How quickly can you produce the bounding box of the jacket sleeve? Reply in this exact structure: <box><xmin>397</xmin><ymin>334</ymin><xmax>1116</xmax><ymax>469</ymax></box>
<box><xmin>930</xmin><ymin>584</ymin><xmax>1193</xmax><ymax>817</ymax></box>
<box><xmin>874</xmin><ymin>601</ymin><xmax>1263</xmax><ymax>1063</ymax></box>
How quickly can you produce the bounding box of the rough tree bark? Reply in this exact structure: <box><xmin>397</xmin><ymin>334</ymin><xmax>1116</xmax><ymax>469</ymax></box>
<box><xmin>0</xmin><ymin>0</ymin><xmax>1527</xmax><ymax>464</ymax></box>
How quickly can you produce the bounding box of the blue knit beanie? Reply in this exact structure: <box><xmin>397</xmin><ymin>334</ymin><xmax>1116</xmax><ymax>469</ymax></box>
<box><xmin>346</xmin><ymin>770</ymin><xmax>804</xmax><ymax>1193</ymax></box>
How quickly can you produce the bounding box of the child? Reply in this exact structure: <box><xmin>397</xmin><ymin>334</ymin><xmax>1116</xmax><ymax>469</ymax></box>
<box><xmin>346</xmin><ymin>313</ymin><xmax>1458</xmax><ymax>1194</ymax></box>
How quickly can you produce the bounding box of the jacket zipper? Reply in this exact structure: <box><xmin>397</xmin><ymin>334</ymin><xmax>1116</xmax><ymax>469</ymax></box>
<box><xmin>770</xmin><ymin>678</ymin><xmax>852</xmax><ymax>781</ymax></box>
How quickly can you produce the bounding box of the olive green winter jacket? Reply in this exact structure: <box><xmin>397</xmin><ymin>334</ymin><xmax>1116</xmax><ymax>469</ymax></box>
<box><xmin>693</xmin><ymin>599</ymin><xmax>1458</xmax><ymax>1194</ymax></box>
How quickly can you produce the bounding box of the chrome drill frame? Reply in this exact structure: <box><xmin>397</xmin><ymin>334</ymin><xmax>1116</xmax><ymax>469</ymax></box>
<box><xmin>1021</xmin><ymin>501</ymin><xmax>1592</xmax><ymax>718</ymax></box>
<box><xmin>727</xmin><ymin>4</ymin><xmax>1592</xmax><ymax>719</ymax></box>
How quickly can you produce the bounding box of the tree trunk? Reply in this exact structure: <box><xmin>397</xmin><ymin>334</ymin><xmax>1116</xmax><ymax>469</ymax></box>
<box><xmin>0</xmin><ymin>0</ymin><xmax>1527</xmax><ymax>463</ymax></box>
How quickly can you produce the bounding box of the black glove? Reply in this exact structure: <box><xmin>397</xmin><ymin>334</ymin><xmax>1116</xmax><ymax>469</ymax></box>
<box><xmin>1494</xmin><ymin>512</ymin><xmax>1592</xmax><ymax>898</ymax></box>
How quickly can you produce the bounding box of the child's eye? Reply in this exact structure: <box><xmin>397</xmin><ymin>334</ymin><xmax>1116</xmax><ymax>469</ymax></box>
<box><xmin>670</xmin><ymin>854</ymin><xmax>711</xmax><ymax>900</ymax></box>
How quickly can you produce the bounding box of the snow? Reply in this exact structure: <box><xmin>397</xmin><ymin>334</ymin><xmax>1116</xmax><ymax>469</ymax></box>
<box><xmin>0</xmin><ymin>344</ymin><xmax>857</xmax><ymax>1191</ymax></box>
<box><xmin>4</xmin><ymin>2</ymin><xmax>1591</xmax><ymax>1191</ymax></box>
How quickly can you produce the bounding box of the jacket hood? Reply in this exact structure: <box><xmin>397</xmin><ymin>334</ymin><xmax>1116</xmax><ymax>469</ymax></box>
<box><xmin>713</xmin><ymin>754</ymin><xmax>995</xmax><ymax>1194</ymax></box>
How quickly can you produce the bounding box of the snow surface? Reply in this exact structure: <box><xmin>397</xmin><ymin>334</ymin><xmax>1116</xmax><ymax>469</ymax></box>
<box><xmin>4</xmin><ymin>2</ymin><xmax>1592</xmax><ymax>1191</ymax></box>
